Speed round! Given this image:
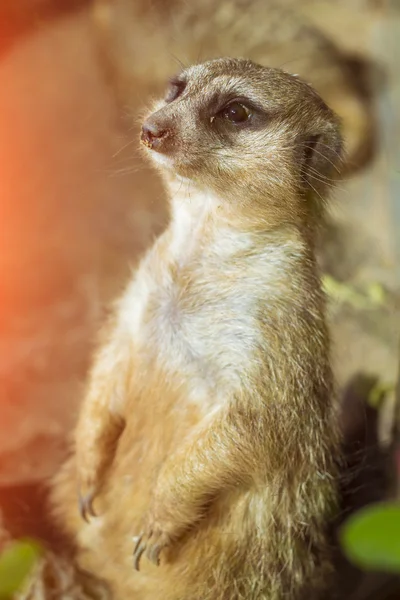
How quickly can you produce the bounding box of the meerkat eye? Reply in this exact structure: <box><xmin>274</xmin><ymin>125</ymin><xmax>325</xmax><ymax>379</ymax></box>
<box><xmin>219</xmin><ymin>101</ymin><xmax>251</xmax><ymax>123</ymax></box>
<box><xmin>165</xmin><ymin>78</ymin><xmax>186</xmax><ymax>103</ymax></box>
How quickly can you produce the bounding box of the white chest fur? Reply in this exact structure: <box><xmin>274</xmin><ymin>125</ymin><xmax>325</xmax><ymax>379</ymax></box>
<box><xmin>117</xmin><ymin>188</ymin><xmax>294</xmax><ymax>403</ymax></box>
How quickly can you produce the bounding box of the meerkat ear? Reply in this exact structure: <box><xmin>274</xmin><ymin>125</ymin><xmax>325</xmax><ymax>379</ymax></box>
<box><xmin>300</xmin><ymin>123</ymin><xmax>344</xmax><ymax>197</ymax></box>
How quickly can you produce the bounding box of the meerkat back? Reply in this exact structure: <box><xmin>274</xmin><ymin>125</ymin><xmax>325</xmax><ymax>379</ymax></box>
<box><xmin>51</xmin><ymin>58</ymin><xmax>343</xmax><ymax>600</ymax></box>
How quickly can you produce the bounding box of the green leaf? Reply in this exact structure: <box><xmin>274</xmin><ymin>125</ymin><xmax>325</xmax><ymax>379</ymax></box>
<box><xmin>0</xmin><ymin>539</ymin><xmax>42</xmax><ymax>598</ymax></box>
<box><xmin>340</xmin><ymin>502</ymin><xmax>400</xmax><ymax>573</ymax></box>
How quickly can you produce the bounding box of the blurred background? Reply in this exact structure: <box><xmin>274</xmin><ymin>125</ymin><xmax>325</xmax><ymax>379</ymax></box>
<box><xmin>0</xmin><ymin>0</ymin><xmax>398</xmax><ymax>597</ymax></box>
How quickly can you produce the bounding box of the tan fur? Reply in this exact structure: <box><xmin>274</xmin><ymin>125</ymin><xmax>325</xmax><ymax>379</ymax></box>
<box><xmin>51</xmin><ymin>59</ymin><xmax>343</xmax><ymax>599</ymax></box>
<box><xmin>92</xmin><ymin>0</ymin><xmax>372</xmax><ymax>173</ymax></box>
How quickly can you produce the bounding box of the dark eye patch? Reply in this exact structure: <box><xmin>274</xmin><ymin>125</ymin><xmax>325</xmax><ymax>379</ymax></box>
<box><xmin>165</xmin><ymin>77</ymin><xmax>186</xmax><ymax>103</ymax></box>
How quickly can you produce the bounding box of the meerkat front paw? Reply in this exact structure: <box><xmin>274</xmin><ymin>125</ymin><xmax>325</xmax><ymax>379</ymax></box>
<box><xmin>76</xmin><ymin>441</ymin><xmax>111</xmax><ymax>522</ymax></box>
<box><xmin>133</xmin><ymin>521</ymin><xmax>173</xmax><ymax>571</ymax></box>
<box><xmin>76</xmin><ymin>412</ymin><xmax>125</xmax><ymax>522</ymax></box>
<box><xmin>76</xmin><ymin>445</ymin><xmax>112</xmax><ymax>522</ymax></box>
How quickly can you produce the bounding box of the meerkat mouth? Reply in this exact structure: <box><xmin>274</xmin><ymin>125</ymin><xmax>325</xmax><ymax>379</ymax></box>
<box><xmin>145</xmin><ymin>149</ymin><xmax>193</xmax><ymax>185</ymax></box>
<box><xmin>141</xmin><ymin>137</ymin><xmax>154</xmax><ymax>150</ymax></box>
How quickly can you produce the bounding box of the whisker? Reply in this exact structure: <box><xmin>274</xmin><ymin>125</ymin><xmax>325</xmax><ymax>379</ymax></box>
<box><xmin>277</xmin><ymin>55</ymin><xmax>313</xmax><ymax>72</ymax></box>
<box><xmin>168</xmin><ymin>52</ymin><xmax>187</xmax><ymax>71</ymax></box>
<box><xmin>306</xmin><ymin>165</ymin><xmax>339</xmax><ymax>184</ymax></box>
<box><xmin>305</xmin><ymin>167</ymin><xmax>348</xmax><ymax>194</ymax></box>
<box><xmin>302</xmin><ymin>145</ymin><xmax>341</xmax><ymax>174</ymax></box>
<box><xmin>305</xmin><ymin>178</ymin><xmax>325</xmax><ymax>203</ymax></box>
<box><xmin>103</xmin><ymin>165</ymin><xmax>144</xmax><ymax>177</ymax></box>
<box><xmin>112</xmin><ymin>138</ymin><xmax>136</xmax><ymax>158</ymax></box>
<box><xmin>309</xmin><ymin>141</ymin><xmax>344</xmax><ymax>164</ymax></box>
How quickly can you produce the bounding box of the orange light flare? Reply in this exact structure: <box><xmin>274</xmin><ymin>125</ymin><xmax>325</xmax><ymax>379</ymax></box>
<box><xmin>0</xmin><ymin>7</ymin><xmax>123</xmax><ymax>487</ymax></box>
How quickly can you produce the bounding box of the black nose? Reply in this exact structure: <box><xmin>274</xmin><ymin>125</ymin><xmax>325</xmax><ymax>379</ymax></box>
<box><xmin>141</xmin><ymin>120</ymin><xmax>168</xmax><ymax>149</ymax></box>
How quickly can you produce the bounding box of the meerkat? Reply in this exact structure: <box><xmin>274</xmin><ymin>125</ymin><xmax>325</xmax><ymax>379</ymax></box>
<box><xmin>51</xmin><ymin>58</ymin><xmax>343</xmax><ymax>600</ymax></box>
<box><xmin>92</xmin><ymin>0</ymin><xmax>373</xmax><ymax>173</ymax></box>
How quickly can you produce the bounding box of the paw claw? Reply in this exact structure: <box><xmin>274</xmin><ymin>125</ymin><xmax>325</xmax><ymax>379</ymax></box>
<box><xmin>148</xmin><ymin>543</ymin><xmax>162</xmax><ymax>566</ymax></box>
<box><xmin>133</xmin><ymin>542</ymin><xmax>146</xmax><ymax>571</ymax></box>
<box><xmin>132</xmin><ymin>526</ymin><xmax>170</xmax><ymax>571</ymax></box>
<box><xmin>79</xmin><ymin>490</ymin><xmax>97</xmax><ymax>522</ymax></box>
<box><xmin>133</xmin><ymin>533</ymin><xmax>143</xmax><ymax>555</ymax></box>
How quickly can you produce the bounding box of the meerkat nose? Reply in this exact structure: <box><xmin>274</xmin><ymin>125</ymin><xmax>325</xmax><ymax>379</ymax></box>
<box><xmin>141</xmin><ymin>120</ymin><xmax>169</xmax><ymax>150</ymax></box>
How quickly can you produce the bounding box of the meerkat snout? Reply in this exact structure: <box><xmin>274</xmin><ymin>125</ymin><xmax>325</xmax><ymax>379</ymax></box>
<box><xmin>141</xmin><ymin>118</ymin><xmax>170</xmax><ymax>150</ymax></box>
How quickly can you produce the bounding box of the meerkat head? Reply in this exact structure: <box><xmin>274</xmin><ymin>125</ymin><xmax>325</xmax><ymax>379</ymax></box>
<box><xmin>140</xmin><ymin>58</ymin><xmax>343</xmax><ymax>217</ymax></box>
